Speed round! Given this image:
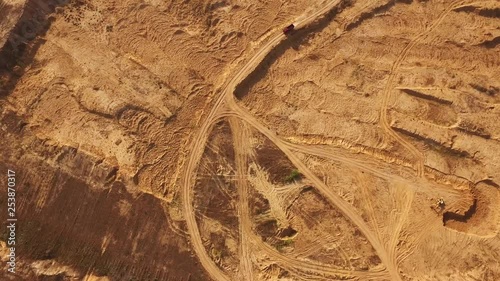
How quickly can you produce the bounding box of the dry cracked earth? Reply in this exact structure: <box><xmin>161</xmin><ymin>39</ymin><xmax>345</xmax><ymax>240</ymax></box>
<box><xmin>0</xmin><ymin>0</ymin><xmax>499</xmax><ymax>280</ymax></box>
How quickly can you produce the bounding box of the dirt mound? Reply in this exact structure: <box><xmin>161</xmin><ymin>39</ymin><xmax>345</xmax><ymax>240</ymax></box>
<box><xmin>443</xmin><ymin>182</ymin><xmax>500</xmax><ymax>236</ymax></box>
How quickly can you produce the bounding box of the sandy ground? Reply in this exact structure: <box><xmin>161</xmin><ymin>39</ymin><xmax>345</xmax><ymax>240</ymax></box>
<box><xmin>0</xmin><ymin>0</ymin><xmax>499</xmax><ymax>280</ymax></box>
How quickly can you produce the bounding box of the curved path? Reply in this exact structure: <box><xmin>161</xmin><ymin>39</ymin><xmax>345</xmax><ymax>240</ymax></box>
<box><xmin>178</xmin><ymin>0</ymin><xmax>475</xmax><ymax>280</ymax></box>
<box><xmin>378</xmin><ymin>0</ymin><xmax>467</xmax><ymax>178</ymax></box>
<box><xmin>179</xmin><ymin>0</ymin><xmax>476</xmax><ymax>279</ymax></box>
<box><xmin>229</xmin><ymin>119</ymin><xmax>391</xmax><ymax>280</ymax></box>
<box><xmin>180</xmin><ymin>1</ymin><xmax>345</xmax><ymax>281</ymax></box>
<box><xmin>229</xmin><ymin>118</ymin><xmax>254</xmax><ymax>281</ymax></box>
<box><xmin>223</xmin><ymin>101</ymin><xmax>402</xmax><ymax>281</ymax></box>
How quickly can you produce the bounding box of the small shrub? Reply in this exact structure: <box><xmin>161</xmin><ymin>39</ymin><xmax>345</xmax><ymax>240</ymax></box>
<box><xmin>285</xmin><ymin>169</ymin><xmax>301</xmax><ymax>183</ymax></box>
<box><xmin>275</xmin><ymin>239</ymin><xmax>294</xmax><ymax>252</ymax></box>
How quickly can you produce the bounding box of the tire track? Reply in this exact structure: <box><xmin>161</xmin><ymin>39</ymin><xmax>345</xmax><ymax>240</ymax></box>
<box><xmin>253</xmin><ymin>233</ymin><xmax>389</xmax><ymax>280</ymax></box>
<box><xmin>181</xmin><ymin>2</ymin><xmax>473</xmax><ymax>280</ymax></box>
<box><xmin>357</xmin><ymin>172</ymin><xmax>384</xmax><ymax>243</ymax></box>
<box><xmin>379</xmin><ymin>0</ymin><xmax>467</xmax><ymax>178</ymax></box>
<box><xmin>386</xmin><ymin>187</ymin><xmax>414</xmax><ymax>271</ymax></box>
<box><xmin>229</xmin><ymin>118</ymin><xmax>254</xmax><ymax>281</ymax></box>
<box><xmin>281</xmin><ymin>141</ymin><xmax>462</xmax><ymax>200</ymax></box>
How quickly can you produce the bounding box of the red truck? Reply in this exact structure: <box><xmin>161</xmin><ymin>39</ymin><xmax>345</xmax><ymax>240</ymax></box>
<box><xmin>283</xmin><ymin>24</ymin><xmax>295</xmax><ymax>35</ymax></box>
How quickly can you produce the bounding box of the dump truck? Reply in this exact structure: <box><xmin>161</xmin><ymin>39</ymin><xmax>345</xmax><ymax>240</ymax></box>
<box><xmin>283</xmin><ymin>24</ymin><xmax>295</xmax><ymax>35</ymax></box>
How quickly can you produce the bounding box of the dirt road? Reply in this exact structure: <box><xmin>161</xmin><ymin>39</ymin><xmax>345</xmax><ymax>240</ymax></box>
<box><xmin>229</xmin><ymin>118</ymin><xmax>254</xmax><ymax>280</ymax></box>
<box><xmin>224</xmin><ymin>101</ymin><xmax>402</xmax><ymax>281</ymax></box>
<box><xmin>180</xmin><ymin>1</ymin><xmax>474</xmax><ymax>280</ymax></box>
<box><xmin>180</xmin><ymin>1</ymin><xmax>345</xmax><ymax>280</ymax></box>
<box><xmin>378</xmin><ymin>0</ymin><xmax>467</xmax><ymax>178</ymax></box>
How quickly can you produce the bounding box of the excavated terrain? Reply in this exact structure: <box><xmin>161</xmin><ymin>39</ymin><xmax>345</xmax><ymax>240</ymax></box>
<box><xmin>0</xmin><ymin>0</ymin><xmax>499</xmax><ymax>280</ymax></box>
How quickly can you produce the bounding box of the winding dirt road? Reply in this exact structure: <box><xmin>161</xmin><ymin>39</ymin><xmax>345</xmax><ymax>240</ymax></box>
<box><xmin>378</xmin><ymin>0</ymin><xmax>467</xmax><ymax>178</ymax></box>
<box><xmin>229</xmin><ymin>118</ymin><xmax>254</xmax><ymax>281</ymax></box>
<box><xmin>223</xmin><ymin>101</ymin><xmax>402</xmax><ymax>281</ymax></box>
<box><xmin>181</xmin><ymin>1</ymin><xmax>346</xmax><ymax>280</ymax></box>
<box><xmin>177</xmin><ymin>0</ymin><xmax>472</xmax><ymax>280</ymax></box>
<box><xmin>229</xmin><ymin>118</ymin><xmax>390</xmax><ymax>280</ymax></box>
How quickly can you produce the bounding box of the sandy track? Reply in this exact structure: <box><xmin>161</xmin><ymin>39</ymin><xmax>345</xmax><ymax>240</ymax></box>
<box><xmin>228</xmin><ymin>119</ymin><xmax>369</xmax><ymax>279</ymax></box>
<box><xmin>223</xmin><ymin>101</ymin><xmax>402</xmax><ymax>281</ymax></box>
<box><xmin>253</xmin><ymin>232</ymin><xmax>389</xmax><ymax>279</ymax></box>
<box><xmin>386</xmin><ymin>187</ymin><xmax>414</xmax><ymax>273</ymax></box>
<box><xmin>229</xmin><ymin>118</ymin><xmax>254</xmax><ymax>280</ymax></box>
<box><xmin>378</xmin><ymin>0</ymin><xmax>468</xmax><ymax>178</ymax></box>
<box><xmin>179</xmin><ymin>0</ymin><xmax>476</xmax><ymax>280</ymax></box>
<box><xmin>283</xmin><ymin>144</ymin><xmax>464</xmax><ymax>200</ymax></box>
<box><xmin>228</xmin><ymin>120</ymin><xmax>387</xmax><ymax>279</ymax></box>
<box><xmin>180</xmin><ymin>1</ymin><xmax>345</xmax><ymax>281</ymax></box>
<box><xmin>356</xmin><ymin>172</ymin><xmax>384</xmax><ymax>242</ymax></box>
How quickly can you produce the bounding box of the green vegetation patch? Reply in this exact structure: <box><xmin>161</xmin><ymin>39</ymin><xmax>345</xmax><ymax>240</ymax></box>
<box><xmin>284</xmin><ymin>169</ymin><xmax>301</xmax><ymax>183</ymax></box>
